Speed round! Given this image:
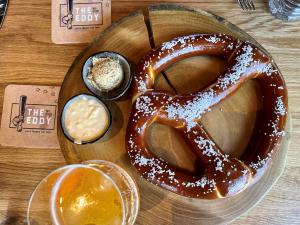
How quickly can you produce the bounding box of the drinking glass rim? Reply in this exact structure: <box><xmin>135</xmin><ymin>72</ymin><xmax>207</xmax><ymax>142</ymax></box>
<box><xmin>27</xmin><ymin>161</ymin><xmax>139</xmax><ymax>225</ymax></box>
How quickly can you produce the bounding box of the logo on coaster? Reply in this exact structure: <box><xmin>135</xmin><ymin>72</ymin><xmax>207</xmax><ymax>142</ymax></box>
<box><xmin>60</xmin><ymin>2</ymin><xmax>105</xmax><ymax>29</ymax></box>
<box><xmin>9</xmin><ymin>95</ymin><xmax>57</xmax><ymax>132</ymax></box>
<box><xmin>0</xmin><ymin>85</ymin><xmax>60</xmax><ymax>149</ymax></box>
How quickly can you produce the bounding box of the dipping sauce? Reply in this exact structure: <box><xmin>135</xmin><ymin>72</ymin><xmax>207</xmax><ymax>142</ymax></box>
<box><xmin>51</xmin><ymin>166</ymin><xmax>124</xmax><ymax>225</ymax></box>
<box><xmin>87</xmin><ymin>57</ymin><xmax>124</xmax><ymax>92</ymax></box>
<box><xmin>62</xmin><ymin>95</ymin><xmax>110</xmax><ymax>144</ymax></box>
<box><xmin>82</xmin><ymin>52</ymin><xmax>133</xmax><ymax>100</ymax></box>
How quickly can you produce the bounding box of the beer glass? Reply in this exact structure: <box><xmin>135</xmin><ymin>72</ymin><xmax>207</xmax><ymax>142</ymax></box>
<box><xmin>27</xmin><ymin>160</ymin><xmax>139</xmax><ymax>225</ymax></box>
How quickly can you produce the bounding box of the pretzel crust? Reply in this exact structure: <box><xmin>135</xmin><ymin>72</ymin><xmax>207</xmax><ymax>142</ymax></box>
<box><xmin>126</xmin><ymin>34</ymin><xmax>288</xmax><ymax>199</ymax></box>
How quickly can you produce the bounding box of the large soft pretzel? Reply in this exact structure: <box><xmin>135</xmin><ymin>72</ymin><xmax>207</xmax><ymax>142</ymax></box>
<box><xmin>126</xmin><ymin>34</ymin><xmax>288</xmax><ymax>199</ymax></box>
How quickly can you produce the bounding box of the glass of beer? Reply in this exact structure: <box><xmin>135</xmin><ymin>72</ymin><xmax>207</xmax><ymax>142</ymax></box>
<box><xmin>27</xmin><ymin>160</ymin><xmax>139</xmax><ymax>225</ymax></box>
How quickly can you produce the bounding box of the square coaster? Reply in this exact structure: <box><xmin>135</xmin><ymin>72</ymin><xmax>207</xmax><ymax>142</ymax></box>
<box><xmin>52</xmin><ymin>0</ymin><xmax>111</xmax><ymax>44</ymax></box>
<box><xmin>0</xmin><ymin>85</ymin><xmax>60</xmax><ymax>149</ymax></box>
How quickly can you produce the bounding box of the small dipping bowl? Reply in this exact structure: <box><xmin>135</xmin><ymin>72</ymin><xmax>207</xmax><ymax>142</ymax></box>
<box><xmin>61</xmin><ymin>94</ymin><xmax>111</xmax><ymax>144</ymax></box>
<box><xmin>82</xmin><ymin>51</ymin><xmax>133</xmax><ymax>100</ymax></box>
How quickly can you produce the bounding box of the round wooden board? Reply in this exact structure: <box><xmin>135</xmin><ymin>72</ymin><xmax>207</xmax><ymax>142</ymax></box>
<box><xmin>57</xmin><ymin>4</ymin><xmax>291</xmax><ymax>225</ymax></box>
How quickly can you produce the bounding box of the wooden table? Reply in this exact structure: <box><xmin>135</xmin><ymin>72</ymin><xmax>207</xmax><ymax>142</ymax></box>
<box><xmin>0</xmin><ymin>0</ymin><xmax>299</xmax><ymax>224</ymax></box>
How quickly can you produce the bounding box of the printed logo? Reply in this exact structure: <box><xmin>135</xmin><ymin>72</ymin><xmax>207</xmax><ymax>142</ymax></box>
<box><xmin>60</xmin><ymin>2</ymin><xmax>104</xmax><ymax>29</ymax></box>
<box><xmin>9</xmin><ymin>95</ymin><xmax>57</xmax><ymax>132</ymax></box>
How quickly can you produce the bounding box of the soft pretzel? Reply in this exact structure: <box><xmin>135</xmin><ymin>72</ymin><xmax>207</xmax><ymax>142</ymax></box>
<box><xmin>126</xmin><ymin>34</ymin><xmax>288</xmax><ymax>199</ymax></box>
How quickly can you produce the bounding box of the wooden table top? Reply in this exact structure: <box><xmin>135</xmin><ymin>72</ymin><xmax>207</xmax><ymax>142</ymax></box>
<box><xmin>0</xmin><ymin>0</ymin><xmax>299</xmax><ymax>224</ymax></box>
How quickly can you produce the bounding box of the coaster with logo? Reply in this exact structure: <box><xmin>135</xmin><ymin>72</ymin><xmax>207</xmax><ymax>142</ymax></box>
<box><xmin>52</xmin><ymin>0</ymin><xmax>111</xmax><ymax>44</ymax></box>
<box><xmin>0</xmin><ymin>85</ymin><xmax>60</xmax><ymax>149</ymax></box>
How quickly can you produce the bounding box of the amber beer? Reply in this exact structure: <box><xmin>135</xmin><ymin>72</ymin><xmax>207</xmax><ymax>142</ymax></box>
<box><xmin>27</xmin><ymin>161</ymin><xmax>139</xmax><ymax>225</ymax></box>
<box><xmin>50</xmin><ymin>165</ymin><xmax>124</xmax><ymax>225</ymax></box>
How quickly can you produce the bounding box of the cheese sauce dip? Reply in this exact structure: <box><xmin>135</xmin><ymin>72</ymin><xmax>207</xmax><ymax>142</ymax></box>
<box><xmin>61</xmin><ymin>94</ymin><xmax>111</xmax><ymax>144</ymax></box>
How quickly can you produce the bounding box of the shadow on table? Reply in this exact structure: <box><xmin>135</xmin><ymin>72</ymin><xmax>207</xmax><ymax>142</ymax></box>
<box><xmin>0</xmin><ymin>214</ymin><xmax>26</xmax><ymax>225</ymax></box>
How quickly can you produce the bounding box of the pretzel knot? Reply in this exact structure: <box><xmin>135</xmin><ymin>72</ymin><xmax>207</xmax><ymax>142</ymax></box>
<box><xmin>126</xmin><ymin>34</ymin><xmax>288</xmax><ymax>199</ymax></box>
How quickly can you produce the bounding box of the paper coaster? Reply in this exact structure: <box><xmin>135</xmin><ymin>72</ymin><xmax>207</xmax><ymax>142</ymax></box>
<box><xmin>52</xmin><ymin>0</ymin><xmax>111</xmax><ymax>44</ymax></box>
<box><xmin>0</xmin><ymin>85</ymin><xmax>60</xmax><ymax>149</ymax></box>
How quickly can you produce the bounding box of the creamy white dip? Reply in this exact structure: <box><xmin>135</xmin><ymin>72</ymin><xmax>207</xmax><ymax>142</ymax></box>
<box><xmin>63</xmin><ymin>95</ymin><xmax>110</xmax><ymax>144</ymax></box>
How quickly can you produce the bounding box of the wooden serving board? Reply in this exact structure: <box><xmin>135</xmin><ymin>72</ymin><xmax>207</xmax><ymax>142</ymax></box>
<box><xmin>57</xmin><ymin>4</ymin><xmax>291</xmax><ymax>225</ymax></box>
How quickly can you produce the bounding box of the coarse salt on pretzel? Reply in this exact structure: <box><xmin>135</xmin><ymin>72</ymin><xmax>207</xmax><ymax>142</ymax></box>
<box><xmin>126</xmin><ymin>34</ymin><xmax>288</xmax><ymax>199</ymax></box>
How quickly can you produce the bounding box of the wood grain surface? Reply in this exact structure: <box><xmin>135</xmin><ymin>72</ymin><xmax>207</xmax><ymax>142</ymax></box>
<box><xmin>0</xmin><ymin>0</ymin><xmax>299</xmax><ymax>225</ymax></box>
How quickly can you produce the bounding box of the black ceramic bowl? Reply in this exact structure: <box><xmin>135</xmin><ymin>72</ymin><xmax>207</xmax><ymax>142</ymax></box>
<box><xmin>82</xmin><ymin>51</ymin><xmax>133</xmax><ymax>101</ymax></box>
<box><xmin>61</xmin><ymin>94</ymin><xmax>112</xmax><ymax>145</ymax></box>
